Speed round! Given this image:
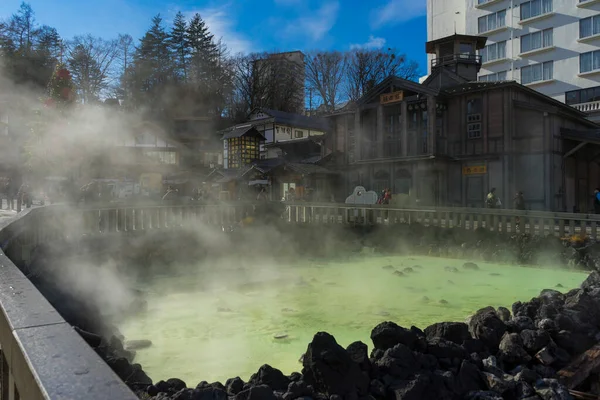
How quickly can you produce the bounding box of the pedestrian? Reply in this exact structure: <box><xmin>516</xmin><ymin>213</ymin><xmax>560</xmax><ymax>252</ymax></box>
<box><xmin>486</xmin><ymin>188</ymin><xmax>501</xmax><ymax>209</ymax></box>
<box><xmin>514</xmin><ymin>191</ymin><xmax>525</xmax><ymax>210</ymax></box>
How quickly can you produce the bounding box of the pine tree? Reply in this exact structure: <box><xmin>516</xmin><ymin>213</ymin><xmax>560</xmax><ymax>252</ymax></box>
<box><xmin>186</xmin><ymin>13</ymin><xmax>217</xmax><ymax>85</ymax></box>
<box><xmin>125</xmin><ymin>14</ymin><xmax>174</xmax><ymax>113</ymax></box>
<box><xmin>169</xmin><ymin>11</ymin><xmax>188</xmax><ymax>82</ymax></box>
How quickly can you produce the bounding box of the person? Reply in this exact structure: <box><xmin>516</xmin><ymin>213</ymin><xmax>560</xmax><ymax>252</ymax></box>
<box><xmin>514</xmin><ymin>191</ymin><xmax>525</xmax><ymax>210</ymax></box>
<box><xmin>594</xmin><ymin>188</ymin><xmax>600</xmax><ymax>214</ymax></box>
<box><xmin>17</xmin><ymin>183</ymin><xmax>31</xmax><ymax>209</ymax></box>
<box><xmin>257</xmin><ymin>187</ymin><xmax>268</xmax><ymax>201</ymax></box>
<box><xmin>162</xmin><ymin>185</ymin><xmax>178</xmax><ymax>201</ymax></box>
<box><xmin>382</xmin><ymin>188</ymin><xmax>392</xmax><ymax>205</ymax></box>
<box><xmin>486</xmin><ymin>188</ymin><xmax>500</xmax><ymax>209</ymax></box>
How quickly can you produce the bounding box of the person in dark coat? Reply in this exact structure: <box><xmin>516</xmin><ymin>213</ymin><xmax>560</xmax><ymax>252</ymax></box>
<box><xmin>514</xmin><ymin>191</ymin><xmax>525</xmax><ymax>210</ymax></box>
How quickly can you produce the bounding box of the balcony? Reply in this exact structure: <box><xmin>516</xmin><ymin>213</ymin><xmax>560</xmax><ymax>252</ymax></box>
<box><xmin>571</xmin><ymin>100</ymin><xmax>600</xmax><ymax>113</ymax></box>
<box><xmin>431</xmin><ymin>54</ymin><xmax>482</xmax><ymax>69</ymax></box>
<box><xmin>566</xmin><ymin>86</ymin><xmax>600</xmax><ymax>122</ymax></box>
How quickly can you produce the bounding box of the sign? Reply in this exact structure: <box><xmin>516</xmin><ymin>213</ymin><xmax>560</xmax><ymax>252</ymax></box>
<box><xmin>462</xmin><ymin>165</ymin><xmax>487</xmax><ymax>175</ymax></box>
<box><xmin>380</xmin><ymin>90</ymin><xmax>404</xmax><ymax>105</ymax></box>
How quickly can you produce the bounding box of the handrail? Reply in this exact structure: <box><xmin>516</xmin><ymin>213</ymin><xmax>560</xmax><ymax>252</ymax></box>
<box><xmin>58</xmin><ymin>200</ymin><xmax>600</xmax><ymax>238</ymax></box>
<box><xmin>0</xmin><ymin>207</ymin><xmax>137</xmax><ymax>400</ymax></box>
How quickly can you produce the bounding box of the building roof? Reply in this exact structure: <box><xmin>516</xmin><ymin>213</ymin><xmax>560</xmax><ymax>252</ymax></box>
<box><xmin>357</xmin><ymin>76</ymin><xmax>439</xmax><ymax>106</ymax></box>
<box><xmin>442</xmin><ymin>81</ymin><xmax>598</xmax><ymax>127</ymax></box>
<box><xmin>221</xmin><ymin>126</ymin><xmax>266</xmax><ymax>140</ymax></box>
<box><xmin>283</xmin><ymin>162</ymin><xmax>338</xmax><ymax>175</ymax></box>
<box><xmin>425</xmin><ymin>34</ymin><xmax>487</xmax><ymax>53</ymax></box>
<box><xmin>250</xmin><ymin>108</ymin><xmax>331</xmax><ymax>131</ymax></box>
<box><xmin>421</xmin><ymin>66</ymin><xmax>469</xmax><ymax>88</ymax></box>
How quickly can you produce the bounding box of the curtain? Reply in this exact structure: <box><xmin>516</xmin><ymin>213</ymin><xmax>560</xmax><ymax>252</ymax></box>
<box><xmin>488</xmin><ymin>44</ymin><xmax>497</xmax><ymax>61</ymax></box>
<box><xmin>531</xmin><ymin>0</ymin><xmax>541</xmax><ymax>17</ymax></box>
<box><xmin>478</xmin><ymin>16</ymin><xmax>487</xmax><ymax>33</ymax></box>
<box><xmin>497</xmin><ymin>10</ymin><xmax>506</xmax><ymax>26</ymax></box>
<box><xmin>498</xmin><ymin>41</ymin><xmax>506</xmax><ymax>59</ymax></box>
<box><xmin>520</xmin><ymin>3</ymin><xmax>530</xmax><ymax>20</ymax></box>
<box><xmin>581</xmin><ymin>18</ymin><xmax>592</xmax><ymax>38</ymax></box>
<box><xmin>594</xmin><ymin>51</ymin><xmax>600</xmax><ymax>71</ymax></box>
<box><xmin>521</xmin><ymin>35</ymin><xmax>531</xmax><ymax>53</ymax></box>
<box><xmin>543</xmin><ymin>29</ymin><xmax>553</xmax><ymax>47</ymax></box>
<box><xmin>542</xmin><ymin>0</ymin><xmax>552</xmax><ymax>14</ymax></box>
<box><xmin>521</xmin><ymin>67</ymin><xmax>532</xmax><ymax>84</ymax></box>
<box><xmin>531</xmin><ymin>32</ymin><xmax>542</xmax><ymax>50</ymax></box>
<box><xmin>531</xmin><ymin>64</ymin><xmax>542</xmax><ymax>82</ymax></box>
<box><xmin>542</xmin><ymin>62</ymin><xmax>553</xmax><ymax>81</ymax></box>
<box><xmin>487</xmin><ymin>14</ymin><xmax>497</xmax><ymax>31</ymax></box>
<box><xmin>581</xmin><ymin>52</ymin><xmax>593</xmax><ymax>73</ymax></box>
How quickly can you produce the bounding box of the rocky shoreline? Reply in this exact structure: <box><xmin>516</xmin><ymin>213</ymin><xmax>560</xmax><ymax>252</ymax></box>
<box><xmin>116</xmin><ymin>270</ymin><xmax>600</xmax><ymax>400</ymax></box>
<box><xmin>22</xmin><ymin>223</ymin><xmax>600</xmax><ymax>399</ymax></box>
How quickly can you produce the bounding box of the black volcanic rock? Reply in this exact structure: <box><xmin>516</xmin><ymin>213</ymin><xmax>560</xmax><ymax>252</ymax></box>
<box><xmin>468</xmin><ymin>307</ymin><xmax>506</xmax><ymax>352</ymax></box>
<box><xmin>424</xmin><ymin>322</ymin><xmax>470</xmax><ymax>344</ymax></box>
<box><xmin>248</xmin><ymin>365</ymin><xmax>290</xmax><ymax>391</ymax></box>
<box><xmin>301</xmin><ymin>332</ymin><xmax>368</xmax><ymax>397</ymax></box>
<box><xmin>370</xmin><ymin>321</ymin><xmax>418</xmax><ymax>351</ymax></box>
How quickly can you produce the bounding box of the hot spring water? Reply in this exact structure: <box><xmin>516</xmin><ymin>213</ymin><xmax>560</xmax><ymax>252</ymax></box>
<box><xmin>119</xmin><ymin>256</ymin><xmax>588</xmax><ymax>384</ymax></box>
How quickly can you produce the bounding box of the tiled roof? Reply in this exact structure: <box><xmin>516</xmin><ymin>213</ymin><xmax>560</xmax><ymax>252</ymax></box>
<box><xmin>257</xmin><ymin>108</ymin><xmax>331</xmax><ymax>131</ymax></box>
<box><xmin>222</xmin><ymin>126</ymin><xmax>266</xmax><ymax>140</ymax></box>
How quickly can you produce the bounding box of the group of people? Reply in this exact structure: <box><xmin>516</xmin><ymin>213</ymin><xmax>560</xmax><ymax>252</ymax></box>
<box><xmin>1</xmin><ymin>178</ymin><xmax>33</xmax><ymax>210</ymax></box>
<box><xmin>485</xmin><ymin>188</ymin><xmax>525</xmax><ymax>210</ymax></box>
<box><xmin>377</xmin><ymin>188</ymin><xmax>392</xmax><ymax>205</ymax></box>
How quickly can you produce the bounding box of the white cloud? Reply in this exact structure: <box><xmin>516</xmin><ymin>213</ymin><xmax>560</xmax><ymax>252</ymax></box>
<box><xmin>371</xmin><ymin>0</ymin><xmax>426</xmax><ymax>28</ymax></box>
<box><xmin>183</xmin><ymin>6</ymin><xmax>254</xmax><ymax>55</ymax></box>
<box><xmin>350</xmin><ymin>35</ymin><xmax>387</xmax><ymax>50</ymax></box>
<box><xmin>284</xmin><ymin>1</ymin><xmax>340</xmax><ymax>42</ymax></box>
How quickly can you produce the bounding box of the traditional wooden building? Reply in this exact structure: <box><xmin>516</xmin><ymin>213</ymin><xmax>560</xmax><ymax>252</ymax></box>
<box><xmin>324</xmin><ymin>33</ymin><xmax>600</xmax><ymax>212</ymax></box>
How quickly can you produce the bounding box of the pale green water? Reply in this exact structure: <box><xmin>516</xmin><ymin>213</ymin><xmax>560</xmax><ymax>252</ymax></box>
<box><xmin>119</xmin><ymin>255</ymin><xmax>588</xmax><ymax>384</ymax></box>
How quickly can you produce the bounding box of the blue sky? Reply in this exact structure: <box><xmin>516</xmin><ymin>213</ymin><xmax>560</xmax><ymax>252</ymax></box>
<box><xmin>0</xmin><ymin>0</ymin><xmax>427</xmax><ymax>74</ymax></box>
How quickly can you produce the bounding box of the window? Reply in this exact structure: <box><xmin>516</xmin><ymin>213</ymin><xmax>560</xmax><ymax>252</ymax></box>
<box><xmin>227</xmin><ymin>136</ymin><xmax>260</xmax><ymax>169</ymax></box>
<box><xmin>478</xmin><ymin>10</ymin><xmax>507</xmax><ymax>33</ymax></box>
<box><xmin>480</xmin><ymin>41</ymin><xmax>507</xmax><ymax>63</ymax></box>
<box><xmin>520</xmin><ymin>0</ymin><xmax>553</xmax><ymax>21</ymax></box>
<box><xmin>144</xmin><ymin>151</ymin><xmax>177</xmax><ymax>165</ymax></box>
<box><xmin>565</xmin><ymin>86</ymin><xmax>600</xmax><ymax>105</ymax></box>
<box><xmin>520</xmin><ymin>28</ymin><xmax>553</xmax><ymax>53</ymax></box>
<box><xmin>580</xmin><ymin>50</ymin><xmax>600</xmax><ymax>73</ymax></box>
<box><xmin>459</xmin><ymin>42</ymin><xmax>474</xmax><ymax>55</ymax></box>
<box><xmin>521</xmin><ymin>61</ymin><xmax>553</xmax><ymax>84</ymax></box>
<box><xmin>295</xmin><ymin>130</ymin><xmax>304</xmax><ymax>138</ymax></box>
<box><xmin>580</xmin><ymin>16</ymin><xmax>600</xmax><ymax>38</ymax></box>
<box><xmin>479</xmin><ymin>71</ymin><xmax>508</xmax><ymax>81</ymax></box>
<box><xmin>466</xmin><ymin>98</ymin><xmax>482</xmax><ymax>139</ymax></box>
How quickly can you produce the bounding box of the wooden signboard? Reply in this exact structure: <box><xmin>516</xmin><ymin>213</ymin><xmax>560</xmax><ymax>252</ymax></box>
<box><xmin>380</xmin><ymin>91</ymin><xmax>404</xmax><ymax>105</ymax></box>
<box><xmin>462</xmin><ymin>165</ymin><xmax>487</xmax><ymax>175</ymax></box>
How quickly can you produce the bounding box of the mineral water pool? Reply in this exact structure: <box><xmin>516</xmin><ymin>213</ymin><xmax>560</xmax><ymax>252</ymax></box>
<box><xmin>119</xmin><ymin>255</ymin><xmax>588</xmax><ymax>384</ymax></box>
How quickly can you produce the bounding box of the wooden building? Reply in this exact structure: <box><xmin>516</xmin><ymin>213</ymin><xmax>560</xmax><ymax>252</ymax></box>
<box><xmin>324</xmin><ymin>33</ymin><xmax>600</xmax><ymax>212</ymax></box>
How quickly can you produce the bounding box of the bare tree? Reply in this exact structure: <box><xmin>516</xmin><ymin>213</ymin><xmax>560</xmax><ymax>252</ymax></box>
<box><xmin>344</xmin><ymin>48</ymin><xmax>420</xmax><ymax>101</ymax></box>
<box><xmin>305</xmin><ymin>50</ymin><xmax>346</xmax><ymax>113</ymax></box>
<box><xmin>229</xmin><ymin>52</ymin><xmax>268</xmax><ymax>121</ymax></box>
<box><xmin>116</xmin><ymin>33</ymin><xmax>134</xmax><ymax>78</ymax></box>
<box><xmin>67</xmin><ymin>34</ymin><xmax>118</xmax><ymax>103</ymax></box>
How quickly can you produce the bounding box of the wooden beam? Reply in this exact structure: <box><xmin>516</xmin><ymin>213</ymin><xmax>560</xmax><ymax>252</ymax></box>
<box><xmin>564</xmin><ymin>141</ymin><xmax>589</xmax><ymax>159</ymax></box>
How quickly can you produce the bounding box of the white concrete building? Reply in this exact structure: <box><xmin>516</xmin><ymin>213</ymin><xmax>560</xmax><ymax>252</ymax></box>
<box><xmin>427</xmin><ymin>0</ymin><xmax>600</xmax><ymax>120</ymax></box>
